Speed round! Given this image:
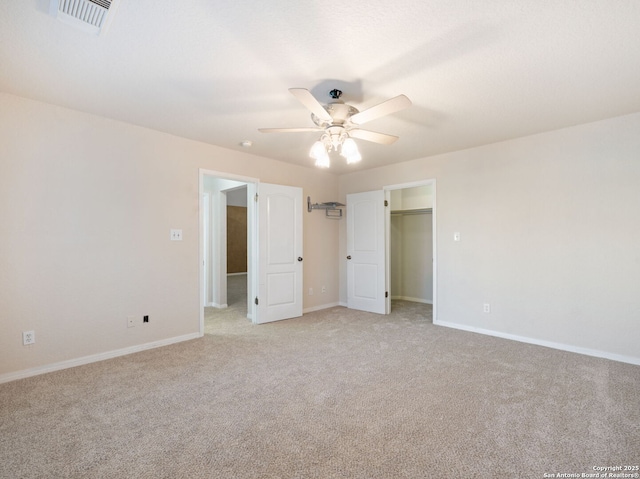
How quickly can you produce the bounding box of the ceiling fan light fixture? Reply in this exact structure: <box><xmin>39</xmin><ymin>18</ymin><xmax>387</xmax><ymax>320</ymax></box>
<box><xmin>344</xmin><ymin>150</ymin><xmax>362</xmax><ymax>165</ymax></box>
<box><xmin>314</xmin><ymin>154</ymin><xmax>331</xmax><ymax>168</ymax></box>
<box><xmin>340</xmin><ymin>138</ymin><xmax>361</xmax><ymax>164</ymax></box>
<box><xmin>341</xmin><ymin>138</ymin><xmax>358</xmax><ymax>155</ymax></box>
<box><xmin>325</xmin><ymin>126</ymin><xmax>346</xmax><ymax>151</ymax></box>
<box><xmin>310</xmin><ymin>140</ymin><xmax>330</xmax><ymax>168</ymax></box>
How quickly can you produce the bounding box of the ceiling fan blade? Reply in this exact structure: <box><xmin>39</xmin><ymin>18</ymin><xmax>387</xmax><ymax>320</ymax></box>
<box><xmin>348</xmin><ymin>129</ymin><xmax>399</xmax><ymax>145</ymax></box>
<box><xmin>350</xmin><ymin>94</ymin><xmax>412</xmax><ymax>125</ymax></box>
<box><xmin>289</xmin><ymin>88</ymin><xmax>333</xmax><ymax>122</ymax></box>
<box><xmin>258</xmin><ymin>127</ymin><xmax>323</xmax><ymax>133</ymax></box>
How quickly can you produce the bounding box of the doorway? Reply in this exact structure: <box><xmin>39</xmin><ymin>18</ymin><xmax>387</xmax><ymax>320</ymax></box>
<box><xmin>385</xmin><ymin>180</ymin><xmax>435</xmax><ymax>320</ymax></box>
<box><xmin>199</xmin><ymin>170</ymin><xmax>258</xmax><ymax>335</ymax></box>
<box><xmin>345</xmin><ymin>180</ymin><xmax>435</xmax><ymax>319</ymax></box>
<box><xmin>225</xmin><ymin>186</ymin><xmax>248</xmax><ymax>322</ymax></box>
<box><xmin>199</xmin><ymin>171</ymin><xmax>305</xmax><ymax>332</ymax></box>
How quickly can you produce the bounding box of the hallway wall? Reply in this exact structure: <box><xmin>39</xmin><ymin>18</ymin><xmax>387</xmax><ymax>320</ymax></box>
<box><xmin>227</xmin><ymin>206</ymin><xmax>247</xmax><ymax>273</ymax></box>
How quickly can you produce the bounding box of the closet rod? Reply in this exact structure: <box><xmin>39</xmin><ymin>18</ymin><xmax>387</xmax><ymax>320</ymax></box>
<box><xmin>390</xmin><ymin>208</ymin><xmax>432</xmax><ymax>216</ymax></box>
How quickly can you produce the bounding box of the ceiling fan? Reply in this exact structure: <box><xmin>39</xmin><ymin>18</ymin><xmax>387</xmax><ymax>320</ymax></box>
<box><xmin>258</xmin><ymin>88</ymin><xmax>412</xmax><ymax>168</ymax></box>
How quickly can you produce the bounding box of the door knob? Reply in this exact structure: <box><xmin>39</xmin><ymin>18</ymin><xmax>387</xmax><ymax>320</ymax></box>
<box><xmin>298</xmin><ymin>257</ymin><xmax>303</xmax><ymax>262</ymax></box>
<box><xmin>346</xmin><ymin>255</ymin><xmax>352</xmax><ymax>260</ymax></box>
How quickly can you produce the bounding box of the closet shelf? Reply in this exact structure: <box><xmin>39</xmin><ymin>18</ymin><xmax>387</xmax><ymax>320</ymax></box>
<box><xmin>390</xmin><ymin>208</ymin><xmax>432</xmax><ymax>216</ymax></box>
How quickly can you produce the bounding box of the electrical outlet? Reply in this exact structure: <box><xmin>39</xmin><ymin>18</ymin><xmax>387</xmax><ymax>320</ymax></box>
<box><xmin>23</xmin><ymin>330</ymin><xmax>35</xmax><ymax>345</ymax></box>
<box><xmin>127</xmin><ymin>316</ymin><xmax>135</xmax><ymax>328</ymax></box>
<box><xmin>143</xmin><ymin>315</ymin><xmax>149</xmax><ymax>323</ymax></box>
<box><xmin>483</xmin><ymin>303</ymin><xmax>491</xmax><ymax>313</ymax></box>
<box><xmin>321</xmin><ymin>286</ymin><xmax>326</xmax><ymax>294</ymax></box>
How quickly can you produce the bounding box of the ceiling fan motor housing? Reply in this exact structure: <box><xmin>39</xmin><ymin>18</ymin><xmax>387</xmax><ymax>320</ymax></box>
<box><xmin>311</xmin><ymin>103</ymin><xmax>359</xmax><ymax>128</ymax></box>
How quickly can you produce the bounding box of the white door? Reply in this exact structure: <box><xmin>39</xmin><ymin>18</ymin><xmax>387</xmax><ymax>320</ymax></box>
<box><xmin>257</xmin><ymin>183</ymin><xmax>303</xmax><ymax>323</ymax></box>
<box><xmin>347</xmin><ymin>190</ymin><xmax>387</xmax><ymax>314</ymax></box>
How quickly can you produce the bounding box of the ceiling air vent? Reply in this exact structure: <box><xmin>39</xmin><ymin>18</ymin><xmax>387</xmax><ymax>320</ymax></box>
<box><xmin>50</xmin><ymin>0</ymin><xmax>119</xmax><ymax>35</ymax></box>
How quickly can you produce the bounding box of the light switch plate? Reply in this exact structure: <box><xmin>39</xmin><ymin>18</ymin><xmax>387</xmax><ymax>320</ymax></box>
<box><xmin>170</xmin><ymin>229</ymin><xmax>183</xmax><ymax>241</ymax></box>
<box><xmin>23</xmin><ymin>330</ymin><xmax>35</xmax><ymax>345</ymax></box>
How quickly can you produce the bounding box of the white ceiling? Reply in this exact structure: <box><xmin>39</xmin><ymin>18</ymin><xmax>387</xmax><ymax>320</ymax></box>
<box><xmin>2</xmin><ymin>1</ymin><xmax>640</xmax><ymax>174</ymax></box>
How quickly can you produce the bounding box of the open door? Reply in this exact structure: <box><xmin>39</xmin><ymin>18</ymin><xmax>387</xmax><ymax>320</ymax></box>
<box><xmin>256</xmin><ymin>183</ymin><xmax>303</xmax><ymax>323</ymax></box>
<box><xmin>346</xmin><ymin>190</ymin><xmax>387</xmax><ymax>314</ymax></box>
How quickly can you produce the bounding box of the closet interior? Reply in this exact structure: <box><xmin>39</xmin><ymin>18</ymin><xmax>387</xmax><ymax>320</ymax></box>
<box><xmin>389</xmin><ymin>185</ymin><xmax>433</xmax><ymax>305</ymax></box>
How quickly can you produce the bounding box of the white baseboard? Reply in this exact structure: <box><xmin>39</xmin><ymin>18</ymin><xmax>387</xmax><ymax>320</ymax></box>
<box><xmin>336</xmin><ymin>299</ymin><xmax>433</xmax><ymax>308</ymax></box>
<box><xmin>303</xmin><ymin>302</ymin><xmax>341</xmax><ymax>314</ymax></box>
<box><xmin>433</xmin><ymin>320</ymin><xmax>640</xmax><ymax>366</ymax></box>
<box><xmin>0</xmin><ymin>332</ymin><xmax>201</xmax><ymax>385</ymax></box>
<box><xmin>208</xmin><ymin>302</ymin><xmax>228</xmax><ymax>309</ymax></box>
<box><xmin>391</xmin><ymin>296</ymin><xmax>433</xmax><ymax>304</ymax></box>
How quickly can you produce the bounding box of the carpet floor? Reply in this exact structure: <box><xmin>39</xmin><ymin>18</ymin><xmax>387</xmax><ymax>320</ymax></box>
<box><xmin>1</xmin><ymin>283</ymin><xmax>638</xmax><ymax>478</ymax></box>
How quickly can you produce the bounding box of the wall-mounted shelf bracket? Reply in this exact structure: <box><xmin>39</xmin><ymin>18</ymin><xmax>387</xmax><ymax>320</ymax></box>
<box><xmin>307</xmin><ymin>196</ymin><xmax>345</xmax><ymax>219</ymax></box>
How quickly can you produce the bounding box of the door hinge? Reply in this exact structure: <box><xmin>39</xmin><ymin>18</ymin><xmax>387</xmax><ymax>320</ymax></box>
<box><xmin>384</xmin><ymin>200</ymin><xmax>388</xmax><ymax>207</ymax></box>
<box><xmin>385</xmin><ymin>291</ymin><xmax>389</xmax><ymax>298</ymax></box>
<box><xmin>255</xmin><ymin>297</ymin><xmax>259</xmax><ymax>305</ymax></box>
<box><xmin>254</xmin><ymin>193</ymin><xmax>258</xmax><ymax>202</ymax></box>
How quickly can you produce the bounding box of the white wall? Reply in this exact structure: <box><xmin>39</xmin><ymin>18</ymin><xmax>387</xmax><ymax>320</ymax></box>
<box><xmin>226</xmin><ymin>187</ymin><xmax>248</xmax><ymax>207</ymax></box>
<box><xmin>390</xmin><ymin>185</ymin><xmax>433</xmax><ymax>210</ymax></box>
<box><xmin>0</xmin><ymin>93</ymin><xmax>340</xmax><ymax>381</ymax></box>
<box><xmin>340</xmin><ymin>112</ymin><xmax>640</xmax><ymax>364</ymax></box>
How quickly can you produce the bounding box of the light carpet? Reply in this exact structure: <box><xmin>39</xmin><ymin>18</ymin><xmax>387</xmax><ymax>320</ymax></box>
<box><xmin>1</xmin><ymin>291</ymin><xmax>638</xmax><ymax>478</ymax></box>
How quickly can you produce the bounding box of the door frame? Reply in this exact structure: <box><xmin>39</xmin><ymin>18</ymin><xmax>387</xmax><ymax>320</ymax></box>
<box><xmin>383</xmin><ymin>179</ymin><xmax>437</xmax><ymax>322</ymax></box>
<box><xmin>199</xmin><ymin>169</ymin><xmax>259</xmax><ymax>335</ymax></box>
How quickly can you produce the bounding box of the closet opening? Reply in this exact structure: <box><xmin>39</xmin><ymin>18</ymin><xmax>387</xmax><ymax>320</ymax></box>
<box><xmin>385</xmin><ymin>182</ymin><xmax>435</xmax><ymax>321</ymax></box>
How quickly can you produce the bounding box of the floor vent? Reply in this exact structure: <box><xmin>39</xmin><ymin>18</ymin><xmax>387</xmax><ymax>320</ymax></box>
<box><xmin>50</xmin><ymin>0</ymin><xmax>118</xmax><ymax>35</ymax></box>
